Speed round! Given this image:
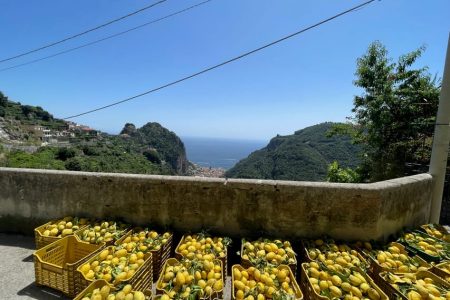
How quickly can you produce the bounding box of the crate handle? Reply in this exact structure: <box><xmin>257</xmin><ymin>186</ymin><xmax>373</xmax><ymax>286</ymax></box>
<box><xmin>41</xmin><ymin>263</ymin><xmax>63</xmax><ymax>274</ymax></box>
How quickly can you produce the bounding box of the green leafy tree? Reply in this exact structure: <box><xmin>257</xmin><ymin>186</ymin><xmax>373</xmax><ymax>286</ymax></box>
<box><xmin>326</xmin><ymin>161</ymin><xmax>361</xmax><ymax>183</ymax></box>
<box><xmin>330</xmin><ymin>41</ymin><xmax>440</xmax><ymax>182</ymax></box>
<box><xmin>56</xmin><ymin>147</ymin><xmax>77</xmax><ymax>161</ymax></box>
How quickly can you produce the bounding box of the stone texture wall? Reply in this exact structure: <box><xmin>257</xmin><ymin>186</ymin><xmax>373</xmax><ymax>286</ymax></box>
<box><xmin>0</xmin><ymin>167</ymin><xmax>433</xmax><ymax>240</ymax></box>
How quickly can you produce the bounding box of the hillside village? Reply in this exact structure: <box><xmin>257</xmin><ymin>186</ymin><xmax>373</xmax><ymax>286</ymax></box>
<box><xmin>32</xmin><ymin>121</ymin><xmax>98</xmax><ymax>144</ymax></box>
<box><xmin>0</xmin><ymin>93</ymin><xmax>100</xmax><ymax>149</ymax></box>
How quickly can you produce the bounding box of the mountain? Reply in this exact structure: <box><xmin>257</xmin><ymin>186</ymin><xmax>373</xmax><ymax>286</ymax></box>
<box><xmin>225</xmin><ymin>122</ymin><xmax>361</xmax><ymax>181</ymax></box>
<box><xmin>119</xmin><ymin>122</ymin><xmax>188</xmax><ymax>174</ymax></box>
<box><xmin>0</xmin><ymin>91</ymin><xmax>189</xmax><ymax>175</ymax></box>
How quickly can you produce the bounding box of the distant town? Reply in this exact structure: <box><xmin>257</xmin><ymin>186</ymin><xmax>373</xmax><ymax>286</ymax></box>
<box><xmin>35</xmin><ymin>121</ymin><xmax>99</xmax><ymax>145</ymax></box>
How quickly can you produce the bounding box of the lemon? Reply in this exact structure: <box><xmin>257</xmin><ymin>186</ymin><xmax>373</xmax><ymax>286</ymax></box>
<box><xmin>213</xmin><ymin>280</ymin><xmax>223</xmax><ymax>291</ymax></box>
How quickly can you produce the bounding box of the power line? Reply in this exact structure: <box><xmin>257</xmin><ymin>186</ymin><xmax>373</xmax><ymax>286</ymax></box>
<box><xmin>0</xmin><ymin>0</ymin><xmax>167</xmax><ymax>64</ymax></box>
<box><xmin>0</xmin><ymin>0</ymin><xmax>212</xmax><ymax>73</ymax></box>
<box><xmin>64</xmin><ymin>0</ymin><xmax>378</xmax><ymax>120</ymax></box>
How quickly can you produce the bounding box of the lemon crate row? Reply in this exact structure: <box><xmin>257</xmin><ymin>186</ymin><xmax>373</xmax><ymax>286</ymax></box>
<box><xmin>76</xmin><ymin>256</ymin><xmax>227</xmax><ymax>300</ymax></box>
<box><xmin>86</xmin><ymin>231</ymin><xmax>232</xmax><ymax>300</ymax></box>
<box><xmin>300</xmin><ymin>235</ymin><xmax>450</xmax><ymax>300</ymax></box>
<box><xmin>33</xmin><ymin>217</ymin><xmax>450</xmax><ymax>299</ymax></box>
<box><xmin>34</xmin><ymin>216</ymin><xmax>130</xmax><ymax>249</ymax></box>
<box><xmin>33</xmin><ymin>226</ymin><xmax>173</xmax><ymax>298</ymax></box>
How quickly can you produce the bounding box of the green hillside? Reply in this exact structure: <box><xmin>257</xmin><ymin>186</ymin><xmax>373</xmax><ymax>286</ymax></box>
<box><xmin>225</xmin><ymin>122</ymin><xmax>361</xmax><ymax>181</ymax></box>
<box><xmin>0</xmin><ymin>91</ymin><xmax>188</xmax><ymax>175</ymax></box>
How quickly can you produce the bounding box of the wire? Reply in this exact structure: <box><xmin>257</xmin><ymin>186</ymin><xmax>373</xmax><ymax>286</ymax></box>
<box><xmin>0</xmin><ymin>0</ymin><xmax>167</xmax><ymax>64</ymax></box>
<box><xmin>63</xmin><ymin>0</ymin><xmax>378</xmax><ymax>120</ymax></box>
<box><xmin>0</xmin><ymin>0</ymin><xmax>212</xmax><ymax>73</ymax></box>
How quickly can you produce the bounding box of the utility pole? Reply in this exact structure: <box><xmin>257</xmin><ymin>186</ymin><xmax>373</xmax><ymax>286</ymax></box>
<box><xmin>429</xmin><ymin>34</ymin><xmax>450</xmax><ymax>223</ymax></box>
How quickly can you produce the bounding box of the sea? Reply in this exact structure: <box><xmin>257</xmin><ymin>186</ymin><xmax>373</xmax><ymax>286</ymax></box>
<box><xmin>182</xmin><ymin>137</ymin><xmax>267</xmax><ymax>170</ymax></box>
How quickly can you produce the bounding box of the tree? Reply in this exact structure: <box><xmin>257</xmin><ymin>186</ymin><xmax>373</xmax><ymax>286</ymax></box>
<box><xmin>56</xmin><ymin>147</ymin><xmax>77</xmax><ymax>161</ymax></box>
<box><xmin>143</xmin><ymin>149</ymin><xmax>161</xmax><ymax>164</ymax></box>
<box><xmin>0</xmin><ymin>91</ymin><xmax>7</xmax><ymax>106</ymax></box>
<box><xmin>326</xmin><ymin>161</ymin><xmax>361</xmax><ymax>183</ymax></box>
<box><xmin>330</xmin><ymin>41</ymin><xmax>440</xmax><ymax>182</ymax></box>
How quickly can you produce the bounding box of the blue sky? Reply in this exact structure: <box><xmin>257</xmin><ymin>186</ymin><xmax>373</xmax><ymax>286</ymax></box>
<box><xmin>0</xmin><ymin>0</ymin><xmax>449</xmax><ymax>140</ymax></box>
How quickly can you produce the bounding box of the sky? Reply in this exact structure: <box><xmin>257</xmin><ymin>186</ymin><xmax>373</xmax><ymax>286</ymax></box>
<box><xmin>0</xmin><ymin>0</ymin><xmax>449</xmax><ymax>141</ymax></box>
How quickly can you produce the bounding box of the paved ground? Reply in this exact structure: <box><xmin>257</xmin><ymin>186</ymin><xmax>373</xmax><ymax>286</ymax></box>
<box><xmin>0</xmin><ymin>233</ymin><xmax>231</xmax><ymax>300</ymax></box>
<box><xmin>0</xmin><ymin>233</ymin><xmax>69</xmax><ymax>300</ymax></box>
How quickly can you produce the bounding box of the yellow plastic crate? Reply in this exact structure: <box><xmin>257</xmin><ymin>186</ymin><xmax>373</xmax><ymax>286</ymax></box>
<box><xmin>33</xmin><ymin>235</ymin><xmax>104</xmax><ymax>297</ymax></box>
<box><xmin>232</xmin><ymin>264</ymin><xmax>302</xmax><ymax>300</ymax></box>
<box><xmin>240</xmin><ymin>238</ymin><xmax>297</xmax><ymax>276</ymax></box>
<box><xmin>300</xmin><ymin>263</ymin><xmax>386</xmax><ymax>300</ymax></box>
<box><xmin>378</xmin><ymin>270</ymin><xmax>450</xmax><ymax>300</ymax></box>
<box><xmin>34</xmin><ymin>218</ymin><xmax>87</xmax><ymax>249</ymax></box>
<box><xmin>175</xmin><ymin>234</ymin><xmax>228</xmax><ymax>275</ymax></box>
<box><xmin>73</xmin><ymin>279</ymin><xmax>152</xmax><ymax>300</ymax></box>
<box><xmin>76</xmin><ymin>246</ymin><xmax>153</xmax><ymax>295</ymax></box>
<box><xmin>117</xmin><ymin>229</ymin><xmax>173</xmax><ymax>279</ymax></box>
<box><xmin>156</xmin><ymin>258</ymin><xmax>225</xmax><ymax>299</ymax></box>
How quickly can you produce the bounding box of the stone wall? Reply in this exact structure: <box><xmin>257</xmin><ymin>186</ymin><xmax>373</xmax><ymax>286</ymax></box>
<box><xmin>0</xmin><ymin>167</ymin><xmax>433</xmax><ymax>240</ymax></box>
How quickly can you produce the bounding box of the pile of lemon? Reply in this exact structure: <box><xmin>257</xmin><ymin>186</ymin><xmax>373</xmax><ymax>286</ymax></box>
<box><xmin>79</xmin><ymin>283</ymin><xmax>146</xmax><ymax>300</ymax></box>
<box><xmin>306</xmin><ymin>239</ymin><xmax>367</xmax><ymax>269</ymax></box>
<box><xmin>176</xmin><ymin>233</ymin><xmax>230</xmax><ymax>260</ymax></box>
<box><xmin>79</xmin><ymin>246</ymin><xmax>147</xmax><ymax>285</ymax></box>
<box><xmin>422</xmin><ymin>224</ymin><xmax>450</xmax><ymax>243</ymax></box>
<box><xmin>305</xmin><ymin>261</ymin><xmax>381</xmax><ymax>300</ymax></box>
<box><xmin>232</xmin><ymin>265</ymin><xmax>298</xmax><ymax>300</ymax></box>
<box><xmin>241</xmin><ymin>239</ymin><xmax>296</xmax><ymax>266</ymax></box>
<box><xmin>367</xmin><ymin>243</ymin><xmax>429</xmax><ymax>273</ymax></box>
<box><xmin>402</xmin><ymin>232</ymin><xmax>448</xmax><ymax>258</ymax></box>
<box><xmin>78</xmin><ymin>221</ymin><xmax>129</xmax><ymax>244</ymax></box>
<box><xmin>41</xmin><ymin>216</ymin><xmax>87</xmax><ymax>237</ymax></box>
<box><xmin>383</xmin><ymin>272</ymin><xmax>450</xmax><ymax>300</ymax></box>
<box><xmin>158</xmin><ymin>258</ymin><xmax>223</xmax><ymax>299</ymax></box>
<box><xmin>119</xmin><ymin>229</ymin><xmax>171</xmax><ymax>253</ymax></box>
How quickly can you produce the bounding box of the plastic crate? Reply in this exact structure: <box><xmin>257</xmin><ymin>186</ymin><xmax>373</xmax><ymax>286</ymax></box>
<box><xmin>34</xmin><ymin>218</ymin><xmax>88</xmax><ymax>249</ymax></box>
<box><xmin>232</xmin><ymin>264</ymin><xmax>302</xmax><ymax>300</ymax></box>
<box><xmin>175</xmin><ymin>234</ymin><xmax>228</xmax><ymax>276</ymax></box>
<box><xmin>420</xmin><ymin>224</ymin><xmax>450</xmax><ymax>243</ymax></box>
<box><xmin>33</xmin><ymin>235</ymin><xmax>104</xmax><ymax>298</ymax></box>
<box><xmin>301</xmin><ymin>239</ymin><xmax>369</xmax><ymax>274</ymax></box>
<box><xmin>360</xmin><ymin>242</ymin><xmax>431</xmax><ymax>280</ymax></box>
<box><xmin>399</xmin><ymin>231</ymin><xmax>450</xmax><ymax>263</ymax></box>
<box><xmin>378</xmin><ymin>270</ymin><xmax>450</xmax><ymax>300</ymax></box>
<box><xmin>156</xmin><ymin>258</ymin><xmax>225</xmax><ymax>299</ymax></box>
<box><xmin>240</xmin><ymin>238</ymin><xmax>297</xmax><ymax>276</ymax></box>
<box><xmin>431</xmin><ymin>261</ymin><xmax>450</xmax><ymax>281</ymax></box>
<box><xmin>75</xmin><ymin>223</ymin><xmax>130</xmax><ymax>246</ymax></box>
<box><xmin>73</xmin><ymin>279</ymin><xmax>152</xmax><ymax>300</ymax></box>
<box><xmin>118</xmin><ymin>229</ymin><xmax>173</xmax><ymax>279</ymax></box>
<box><xmin>76</xmin><ymin>246</ymin><xmax>153</xmax><ymax>294</ymax></box>
<box><xmin>300</xmin><ymin>263</ymin><xmax>387</xmax><ymax>300</ymax></box>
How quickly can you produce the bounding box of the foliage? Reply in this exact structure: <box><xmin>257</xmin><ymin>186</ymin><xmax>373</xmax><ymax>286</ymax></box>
<box><xmin>133</xmin><ymin>122</ymin><xmax>188</xmax><ymax>173</ymax></box>
<box><xmin>6</xmin><ymin>148</ymin><xmax>65</xmax><ymax>170</ymax></box>
<box><xmin>143</xmin><ymin>149</ymin><xmax>161</xmax><ymax>164</ymax></box>
<box><xmin>3</xmin><ymin>143</ymin><xmax>171</xmax><ymax>174</ymax></box>
<box><xmin>226</xmin><ymin>123</ymin><xmax>361</xmax><ymax>181</ymax></box>
<box><xmin>326</xmin><ymin>161</ymin><xmax>361</xmax><ymax>183</ymax></box>
<box><xmin>0</xmin><ymin>91</ymin><xmax>188</xmax><ymax>175</ymax></box>
<box><xmin>55</xmin><ymin>147</ymin><xmax>77</xmax><ymax>161</ymax></box>
<box><xmin>0</xmin><ymin>91</ymin><xmax>7</xmax><ymax>106</ymax></box>
<box><xmin>330</xmin><ymin>41</ymin><xmax>440</xmax><ymax>182</ymax></box>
